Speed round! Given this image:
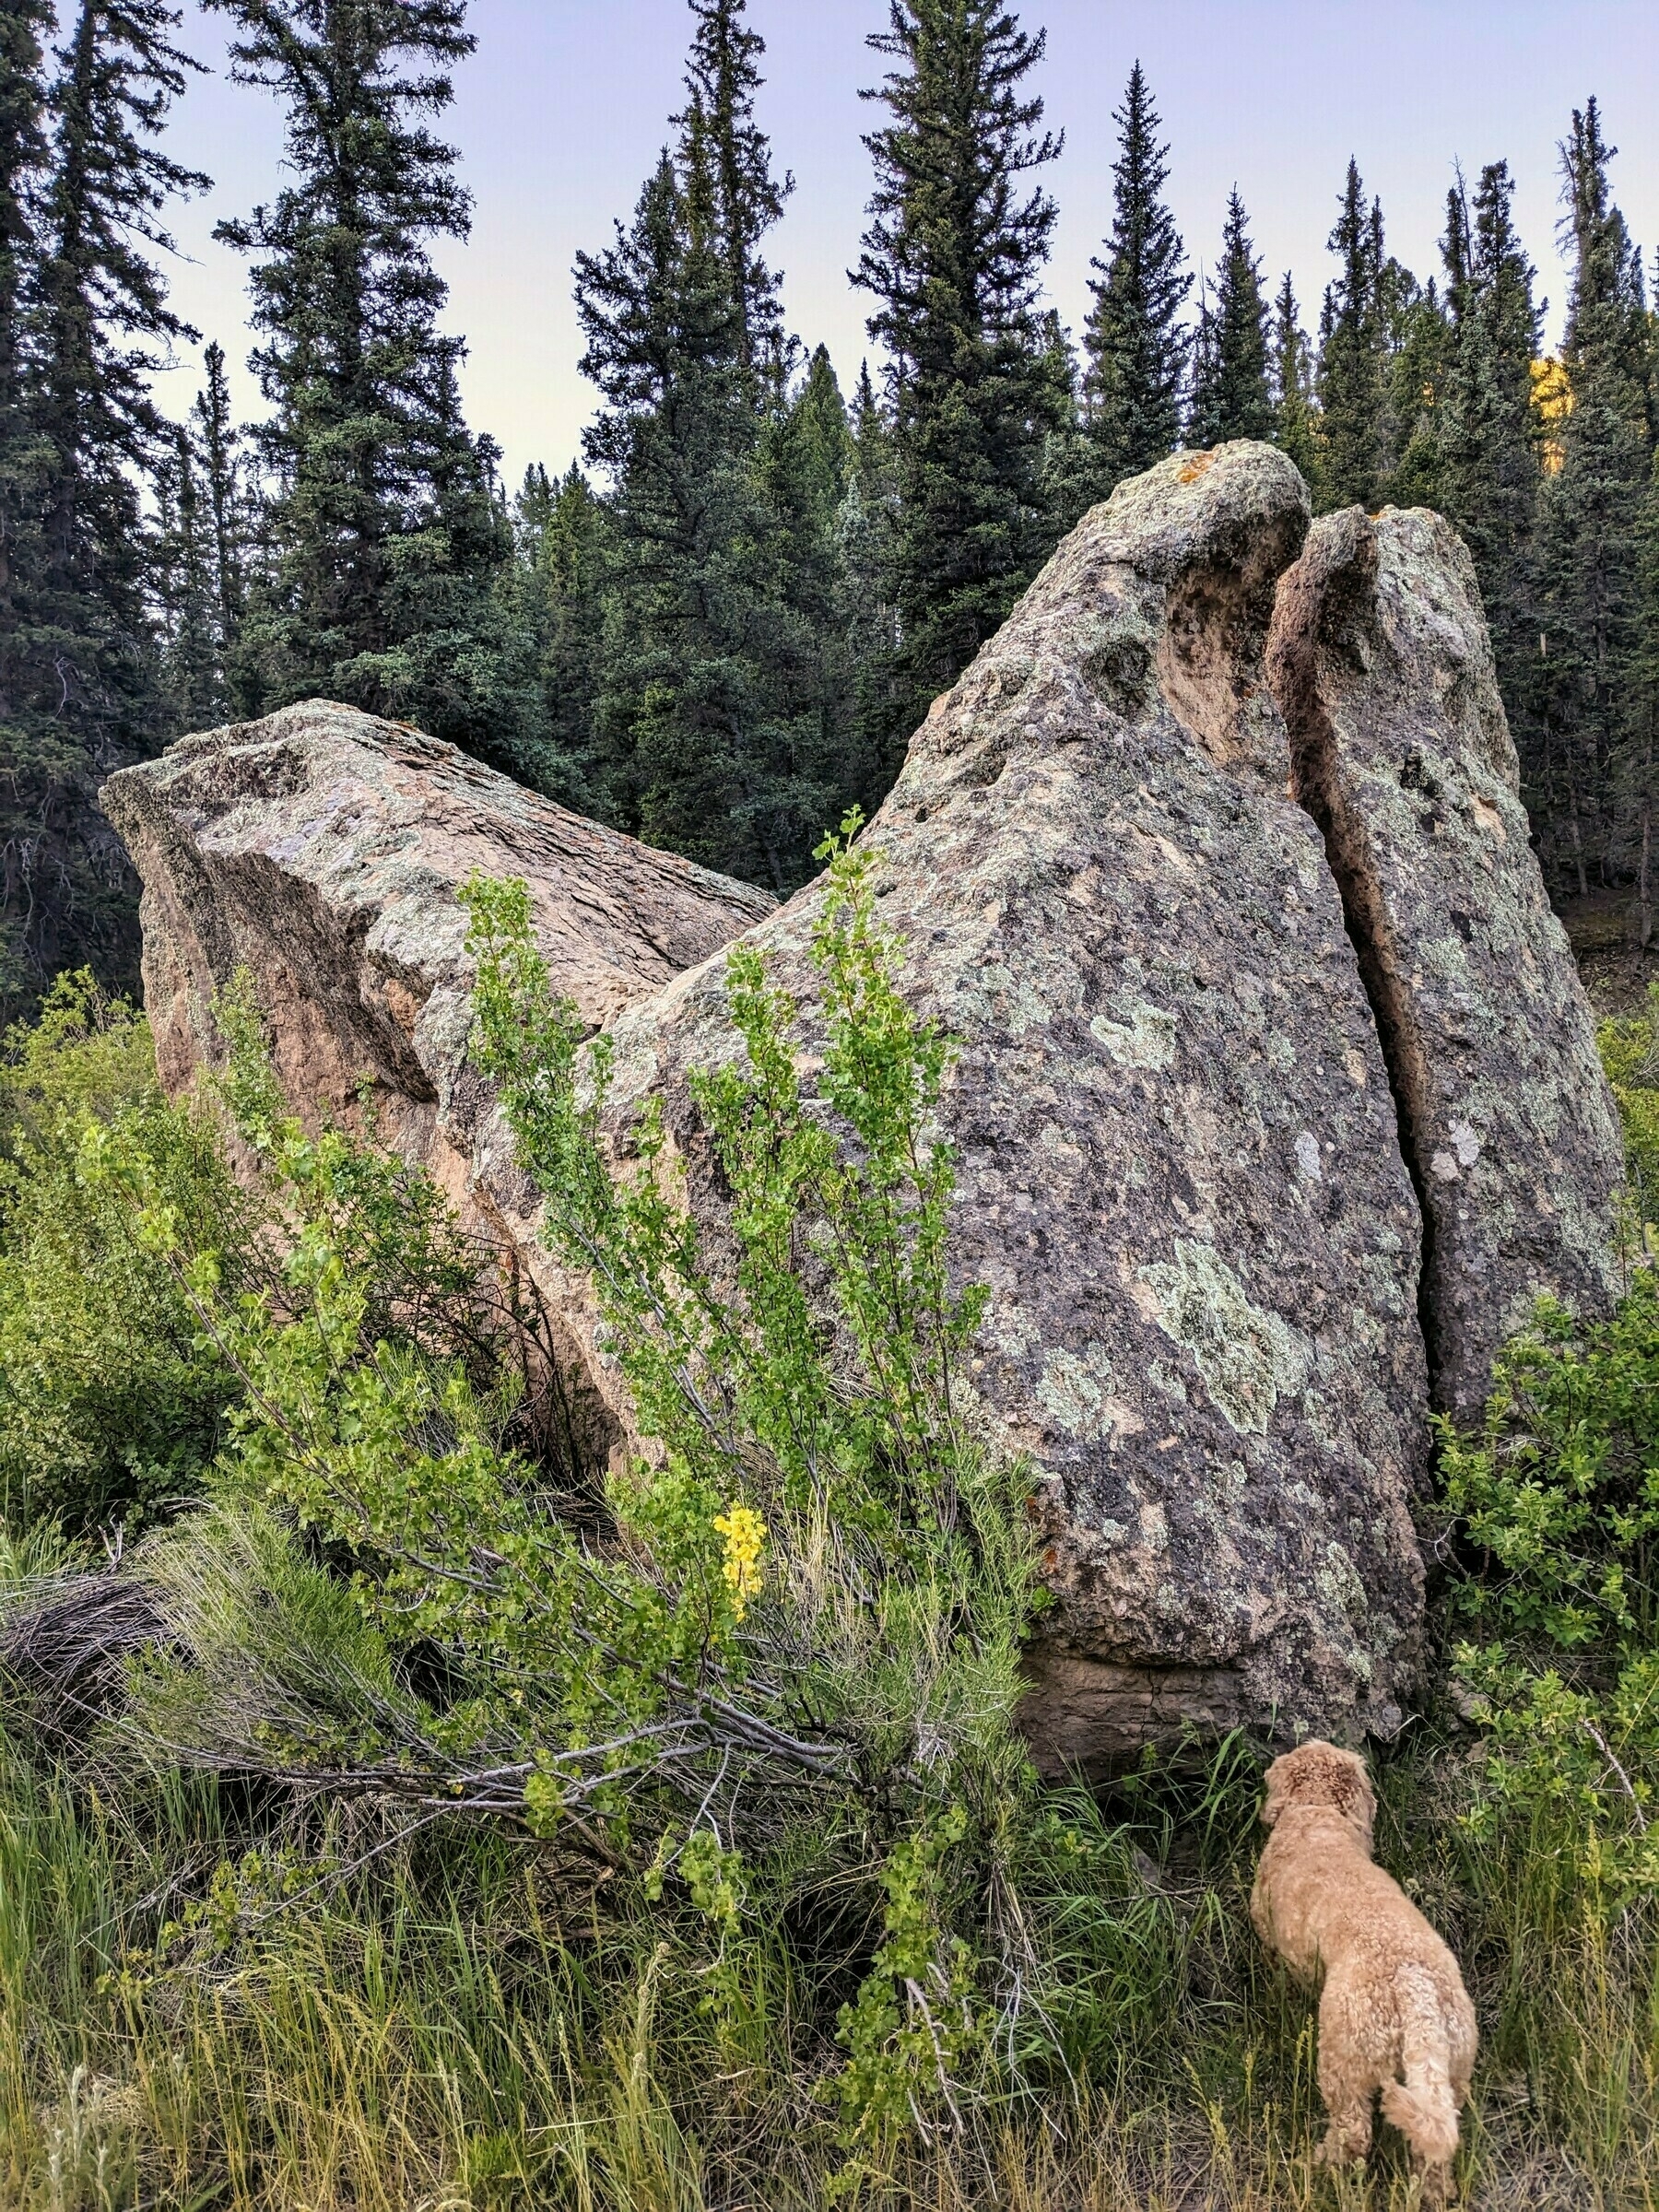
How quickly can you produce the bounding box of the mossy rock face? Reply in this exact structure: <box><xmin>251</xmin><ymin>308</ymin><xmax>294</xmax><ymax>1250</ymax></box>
<box><xmin>1268</xmin><ymin>505</ymin><xmax>1624</xmax><ymax>1425</ymax></box>
<box><xmin>101</xmin><ymin>443</ymin><xmax>1622</xmax><ymax>1770</ymax></box>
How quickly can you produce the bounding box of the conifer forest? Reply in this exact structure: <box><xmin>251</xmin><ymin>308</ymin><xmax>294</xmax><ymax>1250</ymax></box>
<box><xmin>2</xmin><ymin>0</ymin><xmax>1656</xmax><ymax>1023</ymax></box>
<box><xmin>12</xmin><ymin>6</ymin><xmax>1659</xmax><ymax>2208</ymax></box>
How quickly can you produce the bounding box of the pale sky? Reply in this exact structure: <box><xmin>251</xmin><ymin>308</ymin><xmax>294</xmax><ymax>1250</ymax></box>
<box><xmin>145</xmin><ymin>0</ymin><xmax>1659</xmax><ymax>490</ymax></box>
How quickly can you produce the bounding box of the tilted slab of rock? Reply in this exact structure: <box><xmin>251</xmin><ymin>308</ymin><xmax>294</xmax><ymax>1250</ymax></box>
<box><xmin>100</xmin><ymin>699</ymin><xmax>775</xmax><ymax>1229</ymax></box>
<box><xmin>104</xmin><ymin>452</ymin><xmax>1621</xmax><ymax>1769</ymax></box>
<box><xmin>584</xmin><ymin>444</ymin><xmax>1431</xmax><ymax>1762</ymax></box>
<box><xmin>1266</xmin><ymin>506</ymin><xmax>1625</xmax><ymax>1421</ymax></box>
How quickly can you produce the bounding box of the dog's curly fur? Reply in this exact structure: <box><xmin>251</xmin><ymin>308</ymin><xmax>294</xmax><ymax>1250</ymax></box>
<box><xmin>1250</xmin><ymin>1740</ymin><xmax>1477</xmax><ymax>2203</ymax></box>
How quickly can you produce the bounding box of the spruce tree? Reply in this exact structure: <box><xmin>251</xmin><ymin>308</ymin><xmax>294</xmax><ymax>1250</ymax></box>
<box><xmin>1382</xmin><ymin>267</ymin><xmax>1449</xmax><ymax>509</ymax></box>
<box><xmin>1189</xmin><ymin>189</ymin><xmax>1272</xmax><ymax>446</ymax></box>
<box><xmin>1270</xmin><ymin>270</ymin><xmax>1323</xmax><ymax>495</ymax></box>
<box><xmin>1186</xmin><ymin>275</ymin><xmax>1218</xmax><ymax>447</ymax></box>
<box><xmin>1635</xmin><ymin>441</ymin><xmax>1659</xmax><ymax>946</ymax></box>
<box><xmin>1535</xmin><ymin>99</ymin><xmax>1653</xmax><ymax>899</ymax></box>
<box><xmin>208</xmin><ymin>0</ymin><xmax>542</xmax><ymax>778</ymax></box>
<box><xmin>578</xmin><ymin>155</ymin><xmax>846</xmax><ymax>886</ymax></box>
<box><xmin>839</xmin><ymin>359</ymin><xmax>906</xmax><ymax>788</ymax></box>
<box><xmin>1035</xmin><ymin>307</ymin><xmax>1098</xmax><ymax>532</ymax></box>
<box><xmin>854</xmin><ymin>0</ymin><xmax>1065</xmax><ymax>735</ymax></box>
<box><xmin>155</xmin><ymin>423</ymin><xmax>223</xmax><ymax>729</ymax></box>
<box><xmin>509</xmin><ymin>462</ymin><xmax>608</xmax><ymax>816</ymax></box>
<box><xmin>749</xmin><ymin>343</ymin><xmax>865</xmax><ymax>842</ymax></box>
<box><xmin>577</xmin><ymin>150</ymin><xmax>747</xmax><ymax>857</ymax></box>
<box><xmin>1317</xmin><ymin>159</ymin><xmax>1391</xmax><ymax>511</ymax></box>
<box><xmin>0</xmin><ymin>0</ymin><xmax>206</xmax><ymax>1023</ymax></box>
<box><xmin>577</xmin><ymin>2</ymin><xmax>860</xmax><ymax>886</ymax></box>
<box><xmin>677</xmin><ymin>0</ymin><xmax>788</xmax><ymax>377</ymax></box>
<box><xmin>787</xmin><ymin>341</ymin><xmax>854</xmax><ymax>532</ymax></box>
<box><xmin>1436</xmin><ymin>160</ymin><xmax>1543</xmax><ymax>800</ymax></box>
<box><xmin>0</xmin><ymin>0</ymin><xmax>50</xmax><ymax>497</ymax></box>
<box><xmin>1082</xmin><ymin>62</ymin><xmax>1190</xmax><ymax>490</ymax></box>
<box><xmin>191</xmin><ymin>338</ymin><xmax>250</xmax><ymax>701</ymax></box>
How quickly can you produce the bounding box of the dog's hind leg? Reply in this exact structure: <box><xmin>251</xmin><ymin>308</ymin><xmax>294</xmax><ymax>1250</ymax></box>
<box><xmin>1312</xmin><ymin>2097</ymin><xmax>1373</xmax><ymax>2169</ymax></box>
<box><xmin>1312</xmin><ymin>2049</ymin><xmax>1375</xmax><ymax>2167</ymax></box>
<box><xmin>1312</xmin><ymin>1978</ymin><xmax>1377</xmax><ymax>2170</ymax></box>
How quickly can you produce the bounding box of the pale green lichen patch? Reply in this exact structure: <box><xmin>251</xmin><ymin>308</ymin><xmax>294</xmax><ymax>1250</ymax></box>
<box><xmin>1134</xmin><ymin>1239</ymin><xmax>1310</xmax><ymax>1435</ymax></box>
<box><xmin>1090</xmin><ymin>999</ymin><xmax>1177</xmax><ymax>1070</ymax></box>
<box><xmin>1036</xmin><ymin>1343</ymin><xmax>1140</xmax><ymax>1444</ymax></box>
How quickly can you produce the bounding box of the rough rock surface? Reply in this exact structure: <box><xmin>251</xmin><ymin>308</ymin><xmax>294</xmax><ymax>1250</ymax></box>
<box><xmin>100</xmin><ymin>447</ymin><xmax>1624</xmax><ymax>1771</ymax></box>
<box><xmin>1266</xmin><ymin>506</ymin><xmax>1625</xmax><ymax>1421</ymax></box>
<box><xmin>101</xmin><ymin>701</ymin><xmax>775</xmax><ymax>1197</ymax></box>
<box><xmin>578</xmin><ymin>444</ymin><xmax>1430</xmax><ymax>1764</ymax></box>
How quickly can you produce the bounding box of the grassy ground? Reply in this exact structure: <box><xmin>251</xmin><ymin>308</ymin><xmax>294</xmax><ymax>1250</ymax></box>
<box><xmin>3</xmin><ymin>1707</ymin><xmax>1656</xmax><ymax>2211</ymax></box>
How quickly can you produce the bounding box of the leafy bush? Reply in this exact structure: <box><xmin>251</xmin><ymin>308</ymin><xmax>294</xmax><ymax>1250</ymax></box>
<box><xmin>1597</xmin><ymin>982</ymin><xmax>1659</xmax><ymax>1225</ymax></box>
<box><xmin>2</xmin><ymin>896</ymin><xmax>1659</xmax><ymax>2197</ymax></box>
<box><xmin>1441</xmin><ymin>1011</ymin><xmax>1659</xmax><ymax>1892</ymax></box>
<box><xmin>18</xmin><ymin>825</ymin><xmax>1064</xmax><ymax>2163</ymax></box>
<box><xmin>0</xmin><ymin>972</ymin><xmax>248</xmax><ymax>1533</ymax></box>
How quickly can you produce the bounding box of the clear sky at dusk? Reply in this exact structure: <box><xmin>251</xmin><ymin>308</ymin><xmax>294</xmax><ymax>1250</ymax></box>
<box><xmin>151</xmin><ymin>0</ymin><xmax>1659</xmax><ymax>489</ymax></box>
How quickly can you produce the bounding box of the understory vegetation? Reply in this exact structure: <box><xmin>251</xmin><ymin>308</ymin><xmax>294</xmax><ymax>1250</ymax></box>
<box><xmin>4</xmin><ymin>896</ymin><xmax>1659</xmax><ymax>2207</ymax></box>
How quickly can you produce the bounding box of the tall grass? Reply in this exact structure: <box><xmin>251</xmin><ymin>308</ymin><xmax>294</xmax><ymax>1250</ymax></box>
<box><xmin>3</xmin><ymin>1719</ymin><xmax>1656</xmax><ymax>2209</ymax></box>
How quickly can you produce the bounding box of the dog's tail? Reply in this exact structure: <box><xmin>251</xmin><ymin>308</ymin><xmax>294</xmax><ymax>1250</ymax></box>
<box><xmin>1380</xmin><ymin>1966</ymin><xmax>1461</xmax><ymax>2169</ymax></box>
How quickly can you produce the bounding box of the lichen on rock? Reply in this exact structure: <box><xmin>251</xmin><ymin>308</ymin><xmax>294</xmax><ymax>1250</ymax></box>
<box><xmin>100</xmin><ymin>447</ymin><xmax>1624</xmax><ymax>1772</ymax></box>
<box><xmin>1267</xmin><ymin>503</ymin><xmax>1625</xmax><ymax>1420</ymax></box>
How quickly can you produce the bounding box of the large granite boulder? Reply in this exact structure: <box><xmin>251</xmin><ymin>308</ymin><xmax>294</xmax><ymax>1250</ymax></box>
<box><xmin>101</xmin><ymin>702</ymin><xmax>774</xmax><ymax>1211</ymax></box>
<box><xmin>100</xmin><ymin>706</ymin><xmax>776</xmax><ymax>1465</ymax></box>
<box><xmin>1265</xmin><ymin>506</ymin><xmax>1625</xmax><ymax>1421</ymax></box>
<box><xmin>596</xmin><ymin>445</ymin><xmax>1429</xmax><ymax>1765</ymax></box>
<box><xmin>100</xmin><ymin>445</ymin><xmax>1625</xmax><ymax>1770</ymax></box>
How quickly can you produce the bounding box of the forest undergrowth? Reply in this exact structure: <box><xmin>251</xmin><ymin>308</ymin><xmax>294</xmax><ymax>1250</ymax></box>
<box><xmin>4</xmin><ymin>859</ymin><xmax>1659</xmax><ymax>2209</ymax></box>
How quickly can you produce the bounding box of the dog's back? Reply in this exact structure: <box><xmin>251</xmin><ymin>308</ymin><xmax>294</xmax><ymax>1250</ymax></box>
<box><xmin>1253</xmin><ymin>1742</ymin><xmax>1477</xmax><ymax>2200</ymax></box>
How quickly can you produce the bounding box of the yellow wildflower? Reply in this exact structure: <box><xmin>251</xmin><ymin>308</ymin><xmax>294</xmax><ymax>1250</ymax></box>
<box><xmin>712</xmin><ymin>1501</ymin><xmax>766</xmax><ymax>1621</ymax></box>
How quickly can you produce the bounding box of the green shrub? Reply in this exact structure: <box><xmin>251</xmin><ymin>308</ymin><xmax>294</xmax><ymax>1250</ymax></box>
<box><xmin>27</xmin><ymin>825</ymin><xmax>1060</xmax><ymax>2163</ymax></box>
<box><xmin>0</xmin><ymin>972</ymin><xmax>248</xmax><ymax>1533</ymax></box>
<box><xmin>1598</xmin><ymin>982</ymin><xmax>1659</xmax><ymax>1226</ymax></box>
<box><xmin>1442</xmin><ymin>1268</ymin><xmax>1659</xmax><ymax>1891</ymax></box>
<box><xmin>7</xmin><ymin>847</ymin><xmax>1659</xmax><ymax>2200</ymax></box>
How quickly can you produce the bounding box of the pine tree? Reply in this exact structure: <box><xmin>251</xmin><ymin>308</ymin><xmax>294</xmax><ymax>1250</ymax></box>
<box><xmin>1436</xmin><ymin>160</ymin><xmax>1543</xmax><ymax>805</ymax></box>
<box><xmin>676</xmin><ymin>0</ymin><xmax>789</xmax><ymax>378</ymax></box>
<box><xmin>0</xmin><ymin>0</ymin><xmax>206</xmax><ymax>1023</ymax></box>
<box><xmin>839</xmin><ymin>359</ymin><xmax>905</xmax><ymax>787</ymax></box>
<box><xmin>1270</xmin><ymin>270</ymin><xmax>1322</xmax><ymax>494</ymax></box>
<box><xmin>1189</xmin><ymin>189</ymin><xmax>1272</xmax><ymax>447</ymax></box>
<box><xmin>1536</xmin><ymin>98</ymin><xmax>1653</xmax><ymax>900</ymax></box>
<box><xmin>208</xmin><ymin>0</ymin><xmax>542</xmax><ymax>778</ymax></box>
<box><xmin>1082</xmin><ymin>62</ymin><xmax>1190</xmax><ymax>490</ymax></box>
<box><xmin>509</xmin><ymin>462</ymin><xmax>609</xmax><ymax>816</ymax></box>
<box><xmin>854</xmin><ymin>0</ymin><xmax>1065</xmax><ymax>735</ymax></box>
<box><xmin>1317</xmin><ymin>159</ymin><xmax>1391</xmax><ymax>511</ymax></box>
<box><xmin>1382</xmin><ymin>267</ymin><xmax>1449</xmax><ymax>509</ymax></box>
<box><xmin>190</xmin><ymin>338</ymin><xmax>250</xmax><ymax>700</ymax></box>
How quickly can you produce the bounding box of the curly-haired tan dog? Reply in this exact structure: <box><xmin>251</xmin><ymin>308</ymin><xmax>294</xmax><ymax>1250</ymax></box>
<box><xmin>1251</xmin><ymin>1740</ymin><xmax>1477</xmax><ymax>2202</ymax></box>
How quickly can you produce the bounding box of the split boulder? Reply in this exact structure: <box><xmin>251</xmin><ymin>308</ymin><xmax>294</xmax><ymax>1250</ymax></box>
<box><xmin>100</xmin><ymin>447</ymin><xmax>1627</xmax><ymax>1769</ymax></box>
<box><xmin>1265</xmin><ymin>505</ymin><xmax>1625</xmax><ymax>1421</ymax></box>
